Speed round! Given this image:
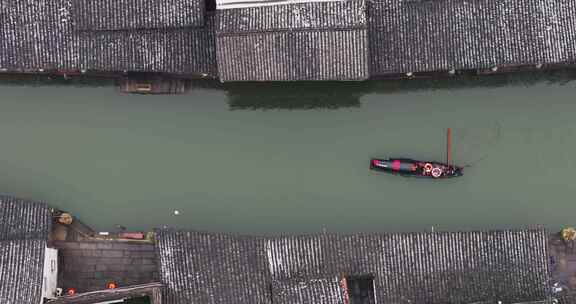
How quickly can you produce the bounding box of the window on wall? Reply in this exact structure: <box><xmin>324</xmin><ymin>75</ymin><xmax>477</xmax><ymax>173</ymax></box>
<box><xmin>124</xmin><ymin>296</ymin><xmax>151</xmax><ymax>304</ymax></box>
<box><xmin>345</xmin><ymin>275</ymin><xmax>376</xmax><ymax>304</ymax></box>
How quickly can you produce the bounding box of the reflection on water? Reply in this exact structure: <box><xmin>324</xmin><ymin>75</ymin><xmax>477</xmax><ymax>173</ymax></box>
<box><xmin>225</xmin><ymin>82</ymin><xmax>362</xmax><ymax>110</ymax></box>
<box><xmin>224</xmin><ymin>70</ymin><xmax>576</xmax><ymax>109</ymax></box>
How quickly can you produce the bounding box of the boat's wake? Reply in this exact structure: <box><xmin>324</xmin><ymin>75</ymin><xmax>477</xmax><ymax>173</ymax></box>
<box><xmin>458</xmin><ymin>121</ymin><xmax>502</xmax><ymax>168</ymax></box>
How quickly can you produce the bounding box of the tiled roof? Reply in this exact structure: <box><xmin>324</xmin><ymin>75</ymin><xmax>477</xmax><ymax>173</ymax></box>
<box><xmin>368</xmin><ymin>0</ymin><xmax>576</xmax><ymax>75</ymax></box>
<box><xmin>72</xmin><ymin>0</ymin><xmax>205</xmax><ymax>30</ymax></box>
<box><xmin>216</xmin><ymin>0</ymin><xmax>366</xmax><ymax>32</ymax></box>
<box><xmin>77</xmin><ymin>16</ymin><xmax>217</xmax><ymax>74</ymax></box>
<box><xmin>215</xmin><ymin>0</ymin><xmax>369</xmax><ymax>81</ymax></box>
<box><xmin>0</xmin><ymin>0</ymin><xmax>217</xmax><ymax>75</ymax></box>
<box><xmin>155</xmin><ymin>230</ymin><xmax>272</xmax><ymax>304</ymax></box>
<box><xmin>156</xmin><ymin>229</ymin><xmax>550</xmax><ymax>304</ymax></box>
<box><xmin>217</xmin><ymin>29</ymin><xmax>368</xmax><ymax>81</ymax></box>
<box><xmin>216</xmin><ymin>0</ymin><xmax>348</xmax><ymax>10</ymax></box>
<box><xmin>266</xmin><ymin>231</ymin><xmax>550</xmax><ymax>303</ymax></box>
<box><xmin>0</xmin><ymin>196</ymin><xmax>51</xmax><ymax>240</ymax></box>
<box><xmin>272</xmin><ymin>277</ymin><xmax>345</xmax><ymax>304</ymax></box>
<box><xmin>0</xmin><ymin>239</ymin><xmax>47</xmax><ymax>304</ymax></box>
<box><xmin>0</xmin><ymin>196</ymin><xmax>50</xmax><ymax>304</ymax></box>
<box><xmin>3</xmin><ymin>0</ymin><xmax>576</xmax><ymax>79</ymax></box>
<box><xmin>0</xmin><ymin>0</ymin><xmax>76</xmax><ymax>71</ymax></box>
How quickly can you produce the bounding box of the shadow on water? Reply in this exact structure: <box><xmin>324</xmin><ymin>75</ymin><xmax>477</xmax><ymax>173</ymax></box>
<box><xmin>1</xmin><ymin>69</ymin><xmax>576</xmax><ymax>109</ymax></box>
<box><xmin>226</xmin><ymin>69</ymin><xmax>576</xmax><ymax>109</ymax></box>
<box><xmin>367</xmin><ymin>69</ymin><xmax>576</xmax><ymax>93</ymax></box>
<box><xmin>224</xmin><ymin>82</ymin><xmax>363</xmax><ymax>110</ymax></box>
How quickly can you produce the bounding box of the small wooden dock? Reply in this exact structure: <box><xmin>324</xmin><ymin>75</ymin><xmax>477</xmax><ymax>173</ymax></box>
<box><xmin>116</xmin><ymin>76</ymin><xmax>189</xmax><ymax>94</ymax></box>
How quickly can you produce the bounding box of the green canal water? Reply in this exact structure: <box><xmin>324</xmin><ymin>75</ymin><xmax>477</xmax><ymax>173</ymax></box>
<box><xmin>0</xmin><ymin>72</ymin><xmax>575</xmax><ymax>234</ymax></box>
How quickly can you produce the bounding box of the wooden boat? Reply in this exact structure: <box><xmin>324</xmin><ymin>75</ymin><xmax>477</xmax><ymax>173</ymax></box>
<box><xmin>370</xmin><ymin>128</ymin><xmax>463</xmax><ymax>179</ymax></box>
<box><xmin>370</xmin><ymin>158</ymin><xmax>463</xmax><ymax>178</ymax></box>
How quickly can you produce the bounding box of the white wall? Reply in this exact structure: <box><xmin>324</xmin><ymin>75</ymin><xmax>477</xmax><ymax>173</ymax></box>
<box><xmin>41</xmin><ymin>247</ymin><xmax>58</xmax><ymax>302</ymax></box>
<box><xmin>216</xmin><ymin>0</ymin><xmax>341</xmax><ymax>10</ymax></box>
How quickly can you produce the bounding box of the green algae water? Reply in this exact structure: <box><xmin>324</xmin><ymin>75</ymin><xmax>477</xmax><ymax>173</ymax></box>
<box><xmin>1</xmin><ymin>72</ymin><xmax>575</xmax><ymax>233</ymax></box>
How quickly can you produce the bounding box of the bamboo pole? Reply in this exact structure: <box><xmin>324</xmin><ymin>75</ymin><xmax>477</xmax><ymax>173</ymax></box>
<box><xmin>447</xmin><ymin>128</ymin><xmax>452</xmax><ymax>164</ymax></box>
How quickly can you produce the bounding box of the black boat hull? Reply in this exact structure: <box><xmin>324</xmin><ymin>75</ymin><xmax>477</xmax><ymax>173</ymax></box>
<box><xmin>370</xmin><ymin>158</ymin><xmax>463</xmax><ymax>179</ymax></box>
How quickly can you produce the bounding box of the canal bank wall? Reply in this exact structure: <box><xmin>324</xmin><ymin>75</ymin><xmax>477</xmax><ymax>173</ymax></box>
<box><xmin>3</xmin><ymin>65</ymin><xmax>576</xmax><ymax>96</ymax></box>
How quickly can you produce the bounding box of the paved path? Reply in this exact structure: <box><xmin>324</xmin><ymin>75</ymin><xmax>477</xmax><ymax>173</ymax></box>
<box><xmin>54</xmin><ymin>241</ymin><xmax>158</xmax><ymax>292</ymax></box>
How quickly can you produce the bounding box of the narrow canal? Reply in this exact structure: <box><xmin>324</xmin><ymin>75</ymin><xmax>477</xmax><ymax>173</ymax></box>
<box><xmin>0</xmin><ymin>71</ymin><xmax>574</xmax><ymax>233</ymax></box>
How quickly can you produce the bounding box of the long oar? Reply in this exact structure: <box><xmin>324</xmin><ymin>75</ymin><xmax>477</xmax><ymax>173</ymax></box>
<box><xmin>447</xmin><ymin>128</ymin><xmax>452</xmax><ymax>165</ymax></box>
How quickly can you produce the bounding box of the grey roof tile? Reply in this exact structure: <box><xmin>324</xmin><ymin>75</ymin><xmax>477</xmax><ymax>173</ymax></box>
<box><xmin>217</xmin><ymin>0</ymin><xmax>366</xmax><ymax>32</ymax></box>
<box><xmin>155</xmin><ymin>230</ymin><xmax>272</xmax><ymax>304</ymax></box>
<box><xmin>0</xmin><ymin>196</ymin><xmax>51</xmax><ymax>241</ymax></box>
<box><xmin>272</xmin><ymin>277</ymin><xmax>345</xmax><ymax>304</ymax></box>
<box><xmin>0</xmin><ymin>0</ymin><xmax>76</xmax><ymax>70</ymax></box>
<box><xmin>267</xmin><ymin>231</ymin><xmax>550</xmax><ymax>303</ymax></box>
<box><xmin>72</xmin><ymin>0</ymin><xmax>205</xmax><ymax>30</ymax></box>
<box><xmin>0</xmin><ymin>239</ymin><xmax>47</xmax><ymax>304</ymax></box>
<box><xmin>156</xmin><ymin>229</ymin><xmax>550</xmax><ymax>304</ymax></box>
<box><xmin>0</xmin><ymin>0</ymin><xmax>216</xmax><ymax>75</ymax></box>
<box><xmin>368</xmin><ymin>0</ymin><xmax>576</xmax><ymax>75</ymax></box>
<box><xmin>4</xmin><ymin>0</ymin><xmax>576</xmax><ymax>79</ymax></box>
<box><xmin>77</xmin><ymin>16</ymin><xmax>217</xmax><ymax>75</ymax></box>
<box><xmin>216</xmin><ymin>0</ymin><xmax>369</xmax><ymax>81</ymax></box>
<box><xmin>0</xmin><ymin>196</ymin><xmax>50</xmax><ymax>304</ymax></box>
<box><xmin>216</xmin><ymin>28</ymin><xmax>368</xmax><ymax>81</ymax></box>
